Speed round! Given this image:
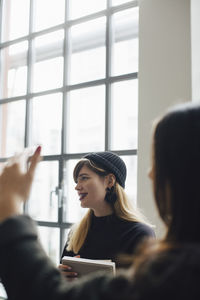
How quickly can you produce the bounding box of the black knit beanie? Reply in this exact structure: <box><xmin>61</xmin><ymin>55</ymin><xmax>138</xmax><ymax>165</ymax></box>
<box><xmin>84</xmin><ymin>151</ymin><xmax>127</xmax><ymax>188</ymax></box>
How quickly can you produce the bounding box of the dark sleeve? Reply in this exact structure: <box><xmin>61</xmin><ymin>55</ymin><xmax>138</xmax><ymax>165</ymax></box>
<box><xmin>134</xmin><ymin>223</ymin><xmax>155</xmax><ymax>249</ymax></box>
<box><xmin>60</xmin><ymin>243</ymin><xmax>75</xmax><ymax>262</ymax></box>
<box><xmin>0</xmin><ymin>215</ymin><xmax>133</xmax><ymax>300</ymax></box>
<box><xmin>122</xmin><ymin>222</ymin><xmax>156</xmax><ymax>255</ymax></box>
<box><xmin>134</xmin><ymin>223</ymin><xmax>156</xmax><ymax>241</ymax></box>
<box><xmin>60</xmin><ymin>230</ymin><xmax>75</xmax><ymax>263</ymax></box>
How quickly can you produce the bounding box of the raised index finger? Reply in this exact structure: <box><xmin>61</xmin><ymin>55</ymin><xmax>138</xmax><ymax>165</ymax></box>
<box><xmin>28</xmin><ymin>146</ymin><xmax>42</xmax><ymax>177</ymax></box>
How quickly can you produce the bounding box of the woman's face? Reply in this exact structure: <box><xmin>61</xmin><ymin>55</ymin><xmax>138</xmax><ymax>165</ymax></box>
<box><xmin>75</xmin><ymin>165</ymin><xmax>110</xmax><ymax>212</ymax></box>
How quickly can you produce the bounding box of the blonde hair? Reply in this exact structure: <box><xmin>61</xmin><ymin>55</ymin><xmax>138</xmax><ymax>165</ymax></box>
<box><xmin>67</xmin><ymin>159</ymin><xmax>152</xmax><ymax>254</ymax></box>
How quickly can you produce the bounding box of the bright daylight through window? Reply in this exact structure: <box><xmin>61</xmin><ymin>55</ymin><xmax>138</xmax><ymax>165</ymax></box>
<box><xmin>0</xmin><ymin>0</ymin><xmax>139</xmax><ymax>264</ymax></box>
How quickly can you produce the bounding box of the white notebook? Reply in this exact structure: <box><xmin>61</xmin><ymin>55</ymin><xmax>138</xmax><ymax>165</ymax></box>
<box><xmin>62</xmin><ymin>256</ymin><xmax>116</xmax><ymax>277</ymax></box>
<box><xmin>0</xmin><ymin>282</ymin><xmax>7</xmax><ymax>299</ymax></box>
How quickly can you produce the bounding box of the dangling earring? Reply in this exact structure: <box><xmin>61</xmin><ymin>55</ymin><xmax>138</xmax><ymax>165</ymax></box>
<box><xmin>105</xmin><ymin>186</ymin><xmax>117</xmax><ymax>204</ymax></box>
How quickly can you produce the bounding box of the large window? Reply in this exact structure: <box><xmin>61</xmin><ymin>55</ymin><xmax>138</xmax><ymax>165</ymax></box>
<box><xmin>0</xmin><ymin>0</ymin><xmax>138</xmax><ymax>264</ymax></box>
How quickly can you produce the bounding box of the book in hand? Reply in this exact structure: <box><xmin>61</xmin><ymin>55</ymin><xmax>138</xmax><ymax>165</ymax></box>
<box><xmin>62</xmin><ymin>256</ymin><xmax>116</xmax><ymax>277</ymax></box>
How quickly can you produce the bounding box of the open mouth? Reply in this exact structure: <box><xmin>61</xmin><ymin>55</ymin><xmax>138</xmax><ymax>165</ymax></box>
<box><xmin>79</xmin><ymin>193</ymin><xmax>88</xmax><ymax>201</ymax></box>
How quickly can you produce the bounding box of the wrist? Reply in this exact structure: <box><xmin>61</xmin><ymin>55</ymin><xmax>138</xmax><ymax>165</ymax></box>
<box><xmin>0</xmin><ymin>196</ymin><xmax>23</xmax><ymax>223</ymax></box>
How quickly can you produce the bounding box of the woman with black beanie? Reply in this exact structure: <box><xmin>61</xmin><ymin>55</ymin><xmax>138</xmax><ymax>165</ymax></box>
<box><xmin>59</xmin><ymin>151</ymin><xmax>155</xmax><ymax>278</ymax></box>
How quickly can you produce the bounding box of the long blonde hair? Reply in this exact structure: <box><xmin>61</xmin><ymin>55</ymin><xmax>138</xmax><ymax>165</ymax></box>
<box><xmin>67</xmin><ymin>159</ymin><xmax>152</xmax><ymax>254</ymax></box>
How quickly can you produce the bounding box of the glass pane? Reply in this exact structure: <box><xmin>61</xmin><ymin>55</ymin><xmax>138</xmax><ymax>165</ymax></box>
<box><xmin>30</xmin><ymin>93</ymin><xmax>62</xmax><ymax>155</ymax></box>
<box><xmin>35</xmin><ymin>0</ymin><xmax>65</xmax><ymax>32</ymax></box>
<box><xmin>69</xmin><ymin>17</ymin><xmax>106</xmax><ymax>84</ymax></box>
<box><xmin>112</xmin><ymin>8</ymin><xmax>139</xmax><ymax>75</ymax></box>
<box><xmin>0</xmin><ymin>42</ymin><xmax>28</xmax><ymax>98</ymax></box>
<box><xmin>35</xmin><ymin>30</ymin><xmax>64</xmax><ymax>51</ymax></box>
<box><xmin>63</xmin><ymin>160</ymin><xmax>86</xmax><ymax>223</ymax></box>
<box><xmin>38</xmin><ymin>226</ymin><xmax>60</xmax><ymax>264</ymax></box>
<box><xmin>122</xmin><ymin>155</ymin><xmax>137</xmax><ymax>204</ymax></box>
<box><xmin>32</xmin><ymin>56</ymin><xmax>63</xmax><ymax>93</ymax></box>
<box><xmin>2</xmin><ymin>0</ymin><xmax>30</xmax><ymax>42</ymax></box>
<box><xmin>69</xmin><ymin>0</ymin><xmax>106</xmax><ymax>19</ymax></box>
<box><xmin>66</xmin><ymin>85</ymin><xmax>105</xmax><ymax>153</ymax></box>
<box><xmin>0</xmin><ymin>101</ymin><xmax>25</xmax><ymax>157</ymax></box>
<box><xmin>110</xmin><ymin>80</ymin><xmax>138</xmax><ymax>150</ymax></box>
<box><xmin>33</xmin><ymin>30</ymin><xmax>64</xmax><ymax>93</ymax></box>
<box><xmin>29</xmin><ymin>161</ymin><xmax>59</xmax><ymax>222</ymax></box>
<box><xmin>112</xmin><ymin>0</ymin><xmax>131</xmax><ymax>6</ymax></box>
<box><xmin>62</xmin><ymin>228</ymin><xmax>70</xmax><ymax>252</ymax></box>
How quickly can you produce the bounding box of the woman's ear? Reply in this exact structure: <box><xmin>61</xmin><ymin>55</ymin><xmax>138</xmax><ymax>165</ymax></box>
<box><xmin>148</xmin><ymin>167</ymin><xmax>153</xmax><ymax>180</ymax></box>
<box><xmin>107</xmin><ymin>174</ymin><xmax>116</xmax><ymax>188</ymax></box>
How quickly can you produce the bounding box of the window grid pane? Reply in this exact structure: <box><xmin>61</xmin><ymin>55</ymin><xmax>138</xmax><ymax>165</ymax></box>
<box><xmin>0</xmin><ymin>100</ymin><xmax>26</xmax><ymax>157</ymax></box>
<box><xmin>69</xmin><ymin>0</ymin><xmax>107</xmax><ymax>20</ymax></box>
<box><xmin>0</xmin><ymin>1</ymin><xmax>138</xmax><ymax>264</ymax></box>
<box><xmin>30</xmin><ymin>93</ymin><xmax>62</xmax><ymax>155</ymax></box>
<box><xmin>1</xmin><ymin>0</ymin><xmax>30</xmax><ymax>42</ymax></box>
<box><xmin>66</xmin><ymin>85</ymin><xmax>106</xmax><ymax>153</ymax></box>
<box><xmin>0</xmin><ymin>42</ymin><xmax>28</xmax><ymax>99</ymax></box>
<box><xmin>69</xmin><ymin>17</ymin><xmax>106</xmax><ymax>84</ymax></box>
<box><xmin>29</xmin><ymin>161</ymin><xmax>59</xmax><ymax>222</ymax></box>
<box><xmin>38</xmin><ymin>226</ymin><xmax>60</xmax><ymax>264</ymax></box>
<box><xmin>110</xmin><ymin>79</ymin><xmax>138</xmax><ymax>150</ymax></box>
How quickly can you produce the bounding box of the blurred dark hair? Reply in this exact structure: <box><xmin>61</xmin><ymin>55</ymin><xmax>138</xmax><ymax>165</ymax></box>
<box><xmin>152</xmin><ymin>102</ymin><xmax>200</xmax><ymax>242</ymax></box>
<box><xmin>132</xmin><ymin>243</ymin><xmax>200</xmax><ymax>300</ymax></box>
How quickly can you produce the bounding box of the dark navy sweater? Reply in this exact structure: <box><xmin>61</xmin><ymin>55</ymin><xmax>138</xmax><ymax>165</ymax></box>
<box><xmin>61</xmin><ymin>213</ymin><xmax>155</xmax><ymax>263</ymax></box>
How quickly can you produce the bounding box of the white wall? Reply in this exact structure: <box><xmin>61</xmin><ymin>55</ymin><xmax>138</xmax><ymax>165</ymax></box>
<box><xmin>137</xmin><ymin>0</ymin><xmax>192</xmax><ymax>237</ymax></box>
<box><xmin>191</xmin><ymin>0</ymin><xmax>200</xmax><ymax>101</ymax></box>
